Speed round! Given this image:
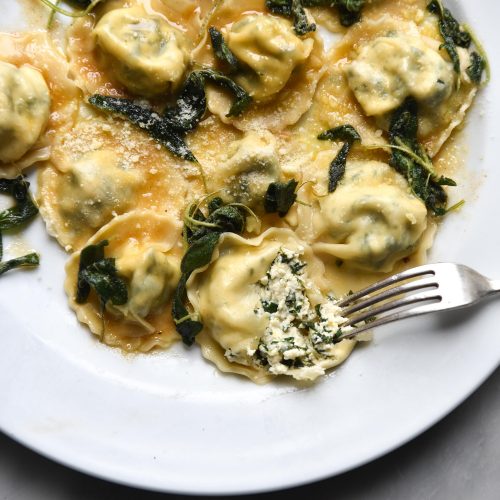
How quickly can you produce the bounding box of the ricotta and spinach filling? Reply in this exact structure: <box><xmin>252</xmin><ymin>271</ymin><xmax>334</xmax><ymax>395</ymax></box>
<box><xmin>250</xmin><ymin>248</ymin><xmax>352</xmax><ymax>379</ymax></box>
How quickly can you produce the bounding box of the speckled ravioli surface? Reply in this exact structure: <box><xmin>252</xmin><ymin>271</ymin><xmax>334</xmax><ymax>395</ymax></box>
<box><xmin>0</xmin><ymin>0</ymin><xmax>499</xmax><ymax>494</ymax></box>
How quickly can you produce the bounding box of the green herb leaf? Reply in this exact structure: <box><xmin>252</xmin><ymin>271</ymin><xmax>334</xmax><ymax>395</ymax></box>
<box><xmin>318</xmin><ymin>124</ymin><xmax>360</xmax><ymax>193</ymax></box>
<box><xmin>317</xmin><ymin>124</ymin><xmax>361</xmax><ymax>143</ymax></box>
<box><xmin>89</xmin><ymin>70</ymin><xmax>251</xmax><ymax>155</ymax></box>
<box><xmin>172</xmin><ymin>273</ymin><xmax>204</xmax><ymax>346</ymax></box>
<box><xmin>466</xmin><ymin>51</ymin><xmax>486</xmax><ymax>84</ymax></box>
<box><xmin>209</xmin><ymin>27</ymin><xmax>241</xmax><ymax>73</ymax></box>
<box><xmin>76</xmin><ymin>240</ymin><xmax>108</xmax><ymax>303</ymax></box>
<box><xmin>327</xmin><ymin>142</ymin><xmax>351</xmax><ymax>193</ymax></box>
<box><xmin>427</xmin><ymin>0</ymin><xmax>471</xmax><ymax>73</ymax></box>
<box><xmin>80</xmin><ymin>258</ymin><xmax>128</xmax><ymax>306</ymax></box>
<box><xmin>173</xmin><ymin>198</ymin><xmax>248</xmax><ymax>344</ymax></box>
<box><xmin>88</xmin><ymin>94</ymin><xmax>196</xmax><ymax>161</ymax></box>
<box><xmin>162</xmin><ymin>72</ymin><xmax>207</xmax><ymax>133</ymax></box>
<box><xmin>181</xmin><ymin>232</ymin><xmax>221</xmax><ymax>275</ymax></box>
<box><xmin>264</xmin><ymin>180</ymin><xmax>299</xmax><ymax>217</ymax></box>
<box><xmin>389</xmin><ymin>98</ymin><xmax>454</xmax><ymax>215</ymax></box>
<box><xmin>266</xmin><ymin>0</ymin><xmax>316</xmax><ymax>36</ymax></box>
<box><xmin>0</xmin><ymin>252</ymin><xmax>39</xmax><ymax>277</ymax></box>
<box><xmin>0</xmin><ymin>177</ymin><xmax>39</xmax><ymax>231</ymax></box>
<box><xmin>198</xmin><ymin>69</ymin><xmax>252</xmax><ymax>117</ymax></box>
<box><xmin>269</xmin><ymin>0</ymin><xmax>366</xmax><ymax>34</ymax></box>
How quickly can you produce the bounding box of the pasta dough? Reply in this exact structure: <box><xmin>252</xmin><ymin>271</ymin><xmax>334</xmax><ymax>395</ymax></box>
<box><xmin>65</xmin><ymin>210</ymin><xmax>183</xmax><ymax>352</ymax></box>
<box><xmin>0</xmin><ymin>61</ymin><xmax>50</xmax><ymax>163</ymax></box>
<box><xmin>311</xmin><ymin>161</ymin><xmax>428</xmax><ymax>272</ymax></box>
<box><xmin>94</xmin><ymin>6</ymin><xmax>190</xmax><ymax>96</ymax></box>
<box><xmin>199</xmin><ymin>0</ymin><xmax>325</xmax><ymax>131</ymax></box>
<box><xmin>188</xmin><ymin>229</ymin><xmax>356</xmax><ymax>382</ymax></box>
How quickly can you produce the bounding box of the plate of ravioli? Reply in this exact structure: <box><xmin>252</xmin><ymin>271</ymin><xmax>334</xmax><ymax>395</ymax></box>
<box><xmin>0</xmin><ymin>0</ymin><xmax>499</xmax><ymax>495</ymax></box>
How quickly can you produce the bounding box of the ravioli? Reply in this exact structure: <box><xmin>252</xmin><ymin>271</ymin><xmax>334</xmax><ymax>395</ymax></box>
<box><xmin>93</xmin><ymin>6</ymin><xmax>190</xmax><ymax>97</ymax></box>
<box><xmin>311</xmin><ymin>161</ymin><xmax>428</xmax><ymax>272</ymax></box>
<box><xmin>38</xmin><ymin>105</ymin><xmax>196</xmax><ymax>251</ymax></box>
<box><xmin>4</xmin><ymin>0</ymin><xmax>484</xmax><ymax>383</ymax></box>
<box><xmin>197</xmin><ymin>0</ymin><xmax>325</xmax><ymax>131</ymax></box>
<box><xmin>329</xmin><ymin>4</ymin><xmax>477</xmax><ymax>157</ymax></box>
<box><xmin>187</xmin><ymin>228</ymin><xmax>356</xmax><ymax>382</ymax></box>
<box><xmin>206</xmin><ymin>130</ymin><xmax>281</xmax><ymax>209</ymax></box>
<box><xmin>64</xmin><ymin>210</ymin><xmax>183</xmax><ymax>352</ymax></box>
<box><xmin>0</xmin><ymin>31</ymin><xmax>79</xmax><ymax>178</ymax></box>
<box><xmin>67</xmin><ymin>0</ymin><xmax>210</xmax><ymax>97</ymax></box>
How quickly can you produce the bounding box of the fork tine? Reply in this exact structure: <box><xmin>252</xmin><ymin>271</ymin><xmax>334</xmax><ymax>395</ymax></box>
<box><xmin>344</xmin><ymin>290</ymin><xmax>442</xmax><ymax>327</ymax></box>
<box><xmin>339</xmin><ymin>301</ymin><xmax>443</xmax><ymax>340</ymax></box>
<box><xmin>336</xmin><ymin>264</ymin><xmax>436</xmax><ymax>308</ymax></box>
<box><xmin>342</xmin><ymin>277</ymin><xmax>439</xmax><ymax>317</ymax></box>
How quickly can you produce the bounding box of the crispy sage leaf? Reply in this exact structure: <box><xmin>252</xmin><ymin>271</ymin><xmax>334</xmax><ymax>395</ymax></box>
<box><xmin>209</xmin><ymin>27</ymin><xmax>241</xmax><ymax>73</ymax></box>
<box><xmin>327</xmin><ymin>142</ymin><xmax>351</xmax><ymax>193</ymax></box>
<box><xmin>0</xmin><ymin>177</ymin><xmax>39</xmax><ymax>231</ymax></box>
<box><xmin>466</xmin><ymin>51</ymin><xmax>486</xmax><ymax>84</ymax></box>
<box><xmin>317</xmin><ymin>125</ymin><xmax>361</xmax><ymax>143</ymax></box>
<box><xmin>181</xmin><ymin>232</ymin><xmax>221</xmax><ymax>275</ymax></box>
<box><xmin>264</xmin><ymin>180</ymin><xmax>299</xmax><ymax>217</ymax></box>
<box><xmin>198</xmin><ymin>69</ymin><xmax>252</xmax><ymax>117</ymax></box>
<box><xmin>389</xmin><ymin>98</ymin><xmax>455</xmax><ymax>215</ymax></box>
<box><xmin>0</xmin><ymin>252</ymin><xmax>39</xmax><ymax>277</ymax></box>
<box><xmin>173</xmin><ymin>199</ymin><xmax>248</xmax><ymax>345</ymax></box>
<box><xmin>427</xmin><ymin>0</ymin><xmax>471</xmax><ymax>73</ymax></box>
<box><xmin>172</xmin><ymin>273</ymin><xmax>204</xmax><ymax>346</ymax></box>
<box><xmin>80</xmin><ymin>258</ymin><xmax>128</xmax><ymax>306</ymax></box>
<box><xmin>162</xmin><ymin>72</ymin><xmax>207</xmax><ymax>133</ymax></box>
<box><xmin>318</xmin><ymin>124</ymin><xmax>361</xmax><ymax>193</ymax></box>
<box><xmin>266</xmin><ymin>0</ymin><xmax>316</xmax><ymax>36</ymax></box>
<box><xmin>76</xmin><ymin>240</ymin><xmax>108</xmax><ymax>303</ymax></box>
<box><xmin>88</xmin><ymin>95</ymin><xmax>196</xmax><ymax>161</ymax></box>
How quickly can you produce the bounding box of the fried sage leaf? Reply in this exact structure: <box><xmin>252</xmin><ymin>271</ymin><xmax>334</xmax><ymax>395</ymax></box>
<box><xmin>173</xmin><ymin>198</ymin><xmax>248</xmax><ymax>345</ymax></box>
<box><xmin>88</xmin><ymin>95</ymin><xmax>196</xmax><ymax>161</ymax></box>
<box><xmin>264</xmin><ymin>180</ymin><xmax>299</xmax><ymax>217</ymax></box>
<box><xmin>266</xmin><ymin>0</ymin><xmax>316</xmax><ymax>36</ymax></box>
<box><xmin>0</xmin><ymin>251</ymin><xmax>39</xmax><ymax>277</ymax></box>
<box><xmin>0</xmin><ymin>177</ymin><xmax>40</xmax><ymax>279</ymax></box>
<box><xmin>209</xmin><ymin>27</ymin><xmax>241</xmax><ymax>73</ymax></box>
<box><xmin>0</xmin><ymin>177</ymin><xmax>39</xmax><ymax>231</ymax></box>
<box><xmin>267</xmin><ymin>0</ymin><xmax>365</xmax><ymax>32</ymax></box>
<box><xmin>389</xmin><ymin>98</ymin><xmax>456</xmax><ymax>215</ymax></box>
<box><xmin>89</xmin><ymin>71</ymin><xmax>251</xmax><ymax>159</ymax></box>
<box><xmin>466</xmin><ymin>51</ymin><xmax>486</xmax><ymax>84</ymax></box>
<box><xmin>76</xmin><ymin>240</ymin><xmax>108</xmax><ymax>303</ymax></box>
<box><xmin>172</xmin><ymin>273</ymin><xmax>204</xmax><ymax>346</ymax></box>
<box><xmin>80</xmin><ymin>258</ymin><xmax>128</xmax><ymax>307</ymax></box>
<box><xmin>427</xmin><ymin>0</ymin><xmax>471</xmax><ymax>74</ymax></box>
<box><xmin>198</xmin><ymin>69</ymin><xmax>252</xmax><ymax>117</ymax></box>
<box><xmin>318</xmin><ymin>125</ymin><xmax>361</xmax><ymax>193</ymax></box>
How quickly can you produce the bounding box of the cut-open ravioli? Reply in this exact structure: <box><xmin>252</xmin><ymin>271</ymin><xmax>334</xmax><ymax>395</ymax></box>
<box><xmin>67</xmin><ymin>0</ymin><xmax>209</xmax><ymax>96</ymax></box>
<box><xmin>308</xmin><ymin>161</ymin><xmax>428</xmax><ymax>272</ymax></box>
<box><xmin>38</xmin><ymin>105</ymin><xmax>196</xmax><ymax>251</ymax></box>
<box><xmin>187</xmin><ymin>228</ymin><xmax>356</xmax><ymax>383</ymax></box>
<box><xmin>65</xmin><ymin>210</ymin><xmax>183</xmax><ymax>352</ymax></box>
<box><xmin>197</xmin><ymin>0</ymin><xmax>325</xmax><ymax>131</ymax></box>
<box><xmin>0</xmin><ymin>32</ymin><xmax>79</xmax><ymax>178</ymax></box>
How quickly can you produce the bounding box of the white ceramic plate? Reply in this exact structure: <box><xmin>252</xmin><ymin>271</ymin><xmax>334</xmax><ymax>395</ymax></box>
<box><xmin>1</xmin><ymin>0</ymin><xmax>499</xmax><ymax>495</ymax></box>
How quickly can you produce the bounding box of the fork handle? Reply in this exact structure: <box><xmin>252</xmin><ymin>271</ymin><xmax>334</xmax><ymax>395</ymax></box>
<box><xmin>488</xmin><ymin>280</ymin><xmax>500</xmax><ymax>294</ymax></box>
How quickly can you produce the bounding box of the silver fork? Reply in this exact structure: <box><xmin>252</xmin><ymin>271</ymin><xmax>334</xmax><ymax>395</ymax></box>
<box><xmin>337</xmin><ymin>263</ymin><xmax>500</xmax><ymax>340</ymax></box>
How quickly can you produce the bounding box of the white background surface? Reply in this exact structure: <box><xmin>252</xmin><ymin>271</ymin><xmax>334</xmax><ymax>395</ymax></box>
<box><xmin>1</xmin><ymin>0</ymin><xmax>499</xmax><ymax>496</ymax></box>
